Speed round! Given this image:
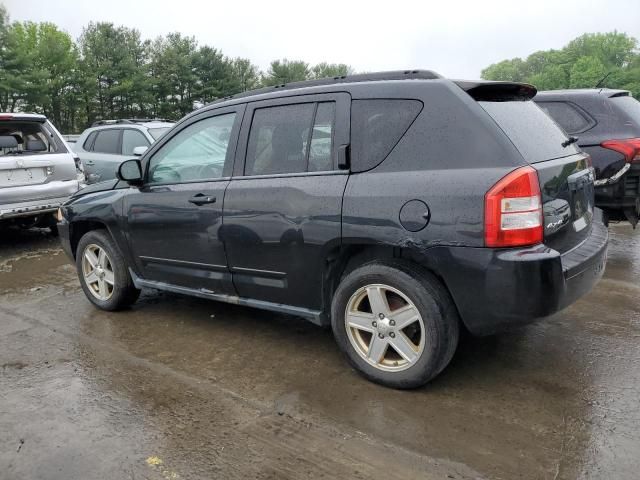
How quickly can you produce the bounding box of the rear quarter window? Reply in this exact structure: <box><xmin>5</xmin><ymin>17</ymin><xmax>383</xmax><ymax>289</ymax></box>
<box><xmin>536</xmin><ymin>101</ymin><xmax>594</xmax><ymax>134</ymax></box>
<box><xmin>480</xmin><ymin>100</ymin><xmax>579</xmax><ymax>163</ymax></box>
<box><xmin>350</xmin><ymin>99</ymin><xmax>422</xmax><ymax>172</ymax></box>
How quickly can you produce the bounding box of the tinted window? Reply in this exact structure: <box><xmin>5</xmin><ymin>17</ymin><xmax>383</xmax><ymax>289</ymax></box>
<box><xmin>480</xmin><ymin>100</ymin><xmax>579</xmax><ymax>163</ymax></box>
<box><xmin>537</xmin><ymin>101</ymin><xmax>592</xmax><ymax>134</ymax></box>
<box><xmin>122</xmin><ymin>129</ymin><xmax>150</xmax><ymax>155</ymax></box>
<box><xmin>350</xmin><ymin>99</ymin><xmax>422</xmax><ymax>172</ymax></box>
<box><xmin>92</xmin><ymin>130</ymin><xmax>120</xmax><ymax>154</ymax></box>
<box><xmin>245</xmin><ymin>103</ymin><xmax>315</xmax><ymax>175</ymax></box>
<box><xmin>148</xmin><ymin>113</ymin><xmax>235</xmax><ymax>184</ymax></box>
<box><xmin>83</xmin><ymin>131</ymin><xmax>97</xmax><ymax>150</ymax></box>
<box><xmin>611</xmin><ymin>96</ymin><xmax>640</xmax><ymax>126</ymax></box>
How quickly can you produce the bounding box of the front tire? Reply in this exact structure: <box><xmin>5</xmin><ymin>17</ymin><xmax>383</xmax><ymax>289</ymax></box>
<box><xmin>331</xmin><ymin>261</ymin><xmax>459</xmax><ymax>389</ymax></box>
<box><xmin>76</xmin><ymin>230</ymin><xmax>140</xmax><ymax>311</ymax></box>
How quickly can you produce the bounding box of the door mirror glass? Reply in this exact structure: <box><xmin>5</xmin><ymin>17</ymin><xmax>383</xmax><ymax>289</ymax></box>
<box><xmin>132</xmin><ymin>145</ymin><xmax>148</xmax><ymax>156</ymax></box>
<box><xmin>117</xmin><ymin>159</ymin><xmax>143</xmax><ymax>184</ymax></box>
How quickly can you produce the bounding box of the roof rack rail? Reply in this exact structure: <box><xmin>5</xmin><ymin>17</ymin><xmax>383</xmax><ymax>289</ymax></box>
<box><xmin>91</xmin><ymin>118</ymin><xmax>172</xmax><ymax>127</ymax></box>
<box><xmin>210</xmin><ymin>69</ymin><xmax>443</xmax><ymax>105</ymax></box>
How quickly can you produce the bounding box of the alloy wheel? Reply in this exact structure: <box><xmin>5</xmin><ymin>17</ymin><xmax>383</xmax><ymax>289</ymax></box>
<box><xmin>344</xmin><ymin>283</ymin><xmax>425</xmax><ymax>372</ymax></box>
<box><xmin>81</xmin><ymin>243</ymin><xmax>115</xmax><ymax>301</ymax></box>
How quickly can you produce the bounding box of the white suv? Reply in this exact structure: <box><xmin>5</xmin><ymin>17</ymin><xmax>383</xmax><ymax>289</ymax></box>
<box><xmin>0</xmin><ymin>113</ymin><xmax>83</xmax><ymax>230</ymax></box>
<box><xmin>74</xmin><ymin>119</ymin><xmax>174</xmax><ymax>184</ymax></box>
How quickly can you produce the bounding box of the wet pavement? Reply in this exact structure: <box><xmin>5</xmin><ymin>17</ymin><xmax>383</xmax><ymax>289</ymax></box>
<box><xmin>0</xmin><ymin>224</ymin><xmax>638</xmax><ymax>479</ymax></box>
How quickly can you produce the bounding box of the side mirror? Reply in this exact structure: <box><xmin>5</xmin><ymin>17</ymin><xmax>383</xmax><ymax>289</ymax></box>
<box><xmin>132</xmin><ymin>146</ymin><xmax>148</xmax><ymax>156</ymax></box>
<box><xmin>117</xmin><ymin>159</ymin><xmax>143</xmax><ymax>185</ymax></box>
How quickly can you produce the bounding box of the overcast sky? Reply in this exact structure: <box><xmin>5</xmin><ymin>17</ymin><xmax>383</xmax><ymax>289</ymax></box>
<box><xmin>4</xmin><ymin>0</ymin><xmax>639</xmax><ymax>79</ymax></box>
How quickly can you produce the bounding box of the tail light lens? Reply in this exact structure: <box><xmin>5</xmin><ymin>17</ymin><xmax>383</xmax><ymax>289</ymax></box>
<box><xmin>485</xmin><ymin>166</ymin><xmax>543</xmax><ymax>247</ymax></box>
<box><xmin>601</xmin><ymin>138</ymin><xmax>640</xmax><ymax>163</ymax></box>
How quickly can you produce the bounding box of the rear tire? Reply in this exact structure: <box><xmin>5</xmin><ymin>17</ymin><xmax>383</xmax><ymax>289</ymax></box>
<box><xmin>331</xmin><ymin>261</ymin><xmax>459</xmax><ymax>389</ymax></box>
<box><xmin>76</xmin><ymin>230</ymin><xmax>140</xmax><ymax>311</ymax></box>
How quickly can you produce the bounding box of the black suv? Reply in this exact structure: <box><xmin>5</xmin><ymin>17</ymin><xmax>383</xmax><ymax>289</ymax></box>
<box><xmin>535</xmin><ymin>89</ymin><xmax>640</xmax><ymax>227</ymax></box>
<box><xmin>57</xmin><ymin>71</ymin><xmax>608</xmax><ymax>388</ymax></box>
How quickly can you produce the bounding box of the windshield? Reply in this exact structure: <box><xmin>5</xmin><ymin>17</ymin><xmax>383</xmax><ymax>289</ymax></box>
<box><xmin>611</xmin><ymin>96</ymin><xmax>640</xmax><ymax>127</ymax></box>
<box><xmin>480</xmin><ymin>100</ymin><xmax>580</xmax><ymax>163</ymax></box>
<box><xmin>148</xmin><ymin>127</ymin><xmax>171</xmax><ymax>140</ymax></box>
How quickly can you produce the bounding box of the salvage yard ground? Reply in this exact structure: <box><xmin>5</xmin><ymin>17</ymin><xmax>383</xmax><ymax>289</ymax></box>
<box><xmin>1</xmin><ymin>225</ymin><xmax>639</xmax><ymax>479</ymax></box>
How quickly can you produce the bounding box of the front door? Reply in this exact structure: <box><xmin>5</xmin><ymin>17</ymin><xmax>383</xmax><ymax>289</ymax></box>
<box><xmin>124</xmin><ymin>106</ymin><xmax>243</xmax><ymax>294</ymax></box>
<box><xmin>222</xmin><ymin>94</ymin><xmax>350</xmax><ymax>310</ymax></box>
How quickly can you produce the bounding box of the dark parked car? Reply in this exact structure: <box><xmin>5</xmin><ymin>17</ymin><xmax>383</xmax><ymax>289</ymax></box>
<box><xmin>57</xmin><ymin>71</ymin><xmax>608</xmax><ymax>388</ymax></box>
<box><xmin>535</xmin><ymin>89</ymin><xmax>640</xmax><ymax>227</ymax></box>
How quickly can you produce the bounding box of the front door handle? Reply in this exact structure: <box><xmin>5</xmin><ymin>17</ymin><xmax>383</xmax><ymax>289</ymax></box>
<box><xmin>188</xmin><ymin>193</ymin><xmax>217</xmax><ymax>206</ymax></box>
<box><xmin>85</xmin><ymin>160</ymin><xmax>95</xmax><ymax>166</ymax></box>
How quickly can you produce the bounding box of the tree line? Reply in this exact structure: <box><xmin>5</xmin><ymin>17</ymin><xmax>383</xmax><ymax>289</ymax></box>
<box><xmin>0</xmin><ymin>5</ymin><xmax>351</xmax><ymax>132</ymax></box>
<box><xmin>1</xmin><ymin>2</ymin><xmax>637</xmax><ymax>134</ymax></box>
<box><xmin>481</xmin><ymin>32</ymin><xmax>639</xmax><ymax>97</ymax></box>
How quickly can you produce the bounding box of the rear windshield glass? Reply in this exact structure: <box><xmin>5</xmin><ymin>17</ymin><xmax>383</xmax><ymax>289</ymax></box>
<box><xmin>149</xmin><ymin>127</ymin><xmax>170</xmax><ymax>140</ymax></box>
<box><xmin>611</xmin><ymin>96</ymin><xmax>640</xmax><ymax>126</ymax></box>
<box><xmin>0</xmin><ymin>121</ymin><xmax>59</xmax><ymax>157</ymax></box>
<box><xmin>480</xmin><ymin>100</ymin><xmax>579</xmax><ymax>163</ymax></box>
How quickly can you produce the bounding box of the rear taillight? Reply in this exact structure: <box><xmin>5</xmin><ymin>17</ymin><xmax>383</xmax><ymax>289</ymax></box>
<box><xmin>601</xmin><ymin>138</ymin><xmax>640</xmax><ymax>163</ymax></box>
<box><xmin>0</xmin><ymin>114</ymin><xmax>13</xmax><ymax>120</ymax></box>
<box><xmin>485</xmin><ymin>166</ymin><xmax>543</xmax><ymax>248</ymax></box>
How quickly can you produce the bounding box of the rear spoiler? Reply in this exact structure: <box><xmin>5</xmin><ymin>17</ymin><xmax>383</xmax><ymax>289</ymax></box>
<box><xmin>454</xmin><ymin>80</ymin><xmax>537</xmax><ymax>101</ymax></box>
<box><xmin>0</xmin><ymin>114</ymin><xmax>47</xmax><ymax>123</ymax></box>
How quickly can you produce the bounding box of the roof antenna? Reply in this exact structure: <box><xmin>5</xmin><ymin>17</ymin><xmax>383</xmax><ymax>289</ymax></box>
<box><xmin>595</xmin><ymin>71</ymin><xmax>612</xmax><ymax>89</ymax></box>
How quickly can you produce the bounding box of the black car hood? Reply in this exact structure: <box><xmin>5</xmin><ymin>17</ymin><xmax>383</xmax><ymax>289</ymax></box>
<box><xmin>70</xmin><ymin>179</ymin><xmax>125</xmax><ymax>200</ymax></box>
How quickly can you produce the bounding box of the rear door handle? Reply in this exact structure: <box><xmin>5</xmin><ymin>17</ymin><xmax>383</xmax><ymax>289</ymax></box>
<box><xmin>188</xmin><ymin>193</ymin><xmax>217</xmax><ymax>206</ymax></box>
<box><xmin>85</xmin><ymin>160</ymin><xmax>95</xmax><ymax>166</ymax></box>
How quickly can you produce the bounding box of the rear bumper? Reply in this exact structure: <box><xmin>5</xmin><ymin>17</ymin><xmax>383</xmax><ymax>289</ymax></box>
<box><xmin>438</xmin><ymin>211</ymin><xmax>608</xmax><ymax>335</ymax></box>
<box><xmin>595</xmin><ymin>163</ymin><xmax>640</xmax><ymax>214</ymax></box>
<box><xmin>0</xmin><ymin>180</ymin><xmax>80</xmax><ymax>219</ymax></box>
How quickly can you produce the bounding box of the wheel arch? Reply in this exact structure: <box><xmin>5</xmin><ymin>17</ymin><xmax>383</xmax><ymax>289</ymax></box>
<box><xmin>322</xmin><ymin>243</ymin><xmax>463</xmax><ymax>330</ymax></box>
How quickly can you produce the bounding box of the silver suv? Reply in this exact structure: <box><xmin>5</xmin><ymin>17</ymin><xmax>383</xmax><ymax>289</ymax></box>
<box><xmin>74</xmin><ymin>119</ymin><xmax>174</xmax><ymax>184</ymax></box>
<box><xmin>0</xmin><ymin>113</ymin><xmax>83</xmax><ymax>229</ymax></box>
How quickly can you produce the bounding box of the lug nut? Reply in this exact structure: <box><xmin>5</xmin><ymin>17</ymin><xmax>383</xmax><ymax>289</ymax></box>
<box><xmin>378</xmin><ymin>313</ymin><xmax>385</xmax><ymax>319</ymax></box>
<box><xmin>390</xmin><ymin>332</ymin><xmax>396</xmax><ymax>338</ymax></box>
<box><xmin>378</xmin><ymin>333</ymin><xmax>385</xmax><ymax>339</ymax></box>
<box><xmin>389</xmin><ymin>319</ymin><xmax>395</xmax><ymax>326</ymax></box>
<box><xmin>372</xmin><ymin>321</ymin><xmax>377</xmax><ymax>327</ymax></box>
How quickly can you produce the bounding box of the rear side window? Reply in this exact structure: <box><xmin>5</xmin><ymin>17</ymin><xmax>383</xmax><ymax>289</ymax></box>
<box><xmin>122</xmin><ymin>129</ymin><xmax>150</xmax><ymax>155</ymax></box>
<box><xmin>480</xmin><ymin>101</ymin><xmax>580</xmax><ymax>163</ymax></box>
<box><xmin>350</xmin><ymin>99</ymin><xmax>422</xmax><ymax>172</ymax></box>
<box><xmin>245</xmin><ymin>102</ymin><xmax>336</xmax><ymax>176</ymax></box>
<box><xmin>92</xmin><ymin>130</ymin><xmax>121</xmax><ymax>154</ymax></box>
<box><xmin>611</xmin><ymin>96</ymin><xmax>640</xmax><ymax>127</ymax></box>
<box><xmin>537</xmin><ymin>101</ymin><xmax>593</xmax><ymax>134</ymax></box>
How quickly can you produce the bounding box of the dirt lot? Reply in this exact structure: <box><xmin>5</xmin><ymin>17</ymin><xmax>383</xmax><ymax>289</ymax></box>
<box><xmin>0</xmin><ymin>224</ymin><xmax>638</xmax><ymax>480</ymax></box>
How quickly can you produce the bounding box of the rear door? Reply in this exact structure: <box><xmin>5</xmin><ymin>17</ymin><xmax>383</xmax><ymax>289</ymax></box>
<box><xmin>222</xmin><ymin>93</ymin><xmax>350</xmax><ymax>310</ymax></box>
<box><xmin>480</xmin><ymin>100</ymin><xmax>595</xmax><ymax>253</ymax></box>
<box><xmin>81</xmin><ymin>128</ymin><xmax>125</xmax><ymax>183</ymax></box>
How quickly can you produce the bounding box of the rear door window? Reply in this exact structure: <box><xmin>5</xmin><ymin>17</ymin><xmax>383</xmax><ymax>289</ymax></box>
<box><xmin>245</xmin><ymin>102</ymin><xmax>337</xmax><ymax>175</ymax></box>
<box><xmin>122</xmin><ymin>129</ymin><xmax>150</xmax><ymax>155</ymax></box>
<box><xmin>350</xmin><ymin>99</ymin><xmax>422</xmax><ymax>172</ymax></box>
<box><xmin>537</xmin><ymin>101</ymin><xmax>593</xmax><ymax>134</ymax></box>
<box><xmin>92</xmin><ymin>130</ymin><xmax>121</xmax><ymax>154</ymax></box>
<box><xmin>480</xmin><ymin>100</ymin><xmax>580</xmax><ymax>163</ymax></box>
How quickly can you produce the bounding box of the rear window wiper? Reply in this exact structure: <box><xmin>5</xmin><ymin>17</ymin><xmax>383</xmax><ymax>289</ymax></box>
<box><xmin>562</xmin><ymin>136</ymin><xmax>579</xmax><ymax>148</ymax></box>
